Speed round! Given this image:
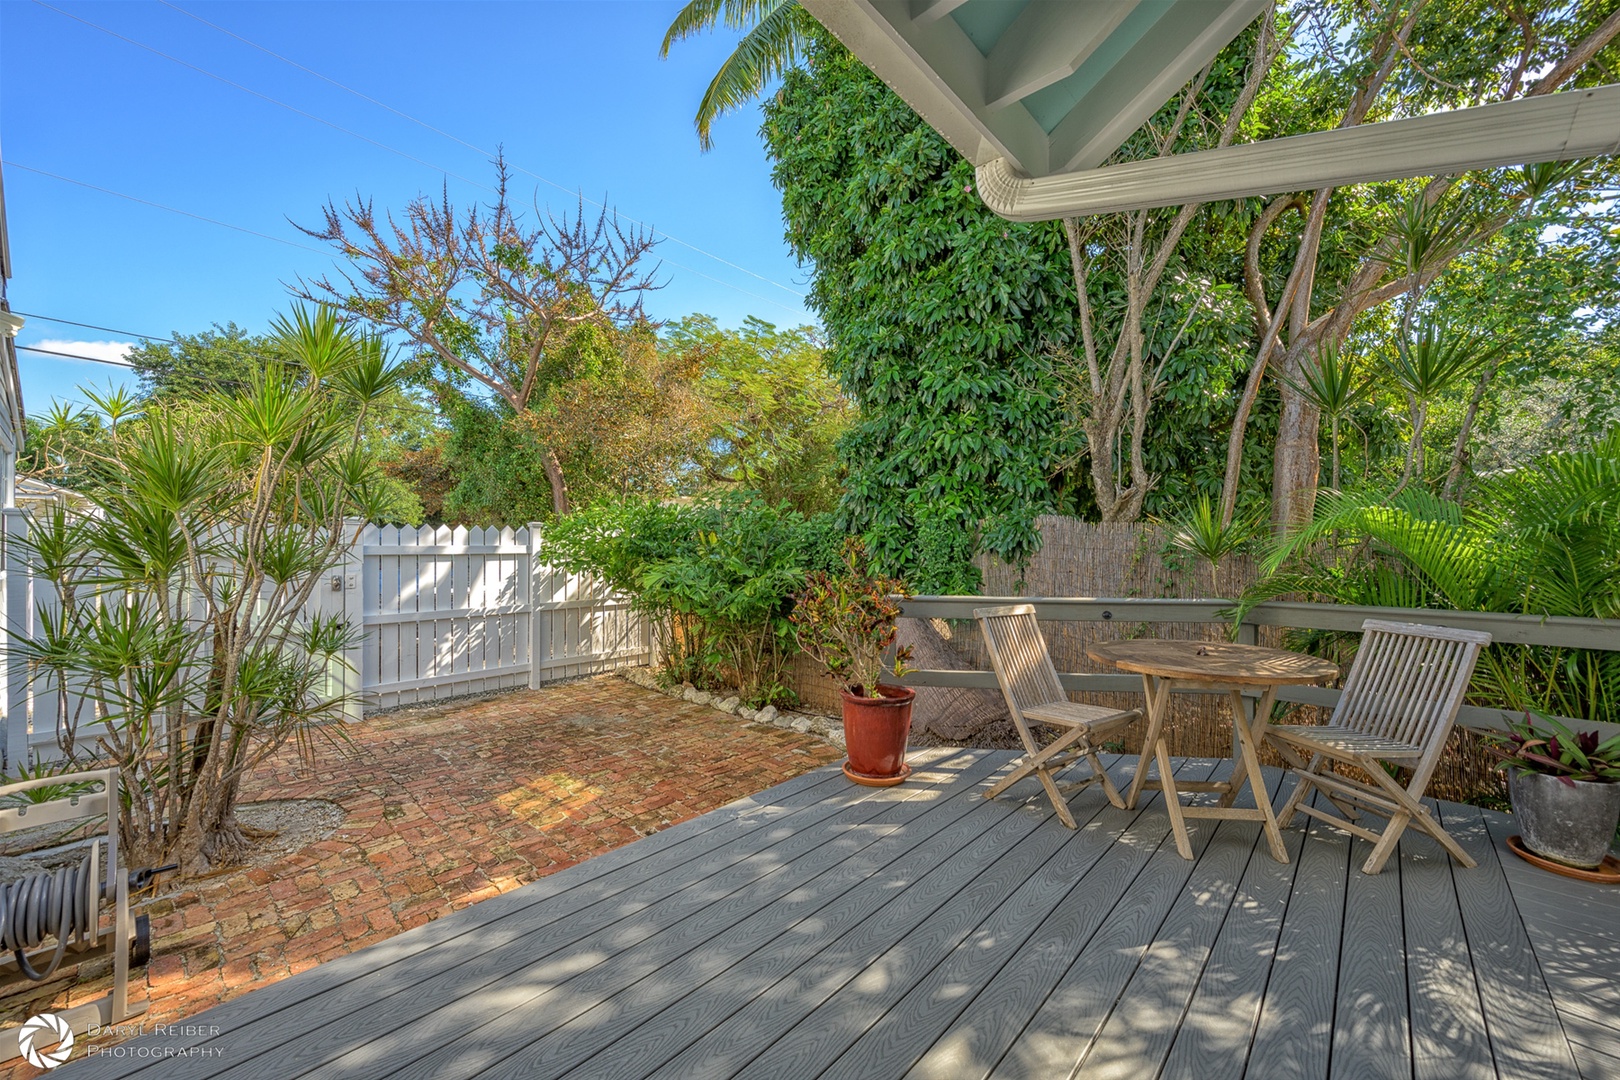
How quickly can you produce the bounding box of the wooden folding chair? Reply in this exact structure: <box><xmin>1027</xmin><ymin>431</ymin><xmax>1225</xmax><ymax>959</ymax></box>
<box><xmin>974</xmin><ymin>605</ymin><xmax>1139</xmax><ymax>828</ymax></box>
<box><xmin>1265</xmin><ymin>618</ymin><xmax>1491</xmax><ymax>874</ymax></box>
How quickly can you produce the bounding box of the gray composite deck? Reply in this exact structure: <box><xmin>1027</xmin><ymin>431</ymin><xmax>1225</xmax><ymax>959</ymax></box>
<box><xmin>67</xmin><ymin>747</ymin><xmax>1618</xmax><ymax>1080</ymax></box>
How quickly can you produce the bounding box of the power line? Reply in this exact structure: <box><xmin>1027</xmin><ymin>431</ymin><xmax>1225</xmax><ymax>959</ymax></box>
<box><xmin>10</xmin><ymin>312</ymin><xmax>172</xmax><ymax>343</ymax></box>
<box><xmin>32</xmin><ymin>0</ymin><xmax>494</xmax><ymax>195</ymax></box>
<box><xmin>12</xmin><ymin>311</ymin><xmax>288</xmax><ymax>369</ymax></box>
<box><xmin>8</xmin><ymin>159</ymin><xmax>804</xmax><ymax>319</ymax></box>
<box><xmin>34</xmin><ymin>0</ymin><xmax>809</xmax><ymax>317</ymax></box>
<box><xmin>3</xmin><ymin>162</ymin><xmax>329</xmax><ymax>254</ymax></box>
<box><xmin>157</xmin><ymin>0</ymin><xmax>809</xmax><ymax>302</ymax></box>
<box><xmin>16</xmin><ymin>345</ymin><xmax>135</xmax><ymax>368</ymax></box>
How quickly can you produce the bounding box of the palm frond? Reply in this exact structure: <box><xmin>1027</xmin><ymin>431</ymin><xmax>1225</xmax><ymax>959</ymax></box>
<box><xmin>661</xmin><ymin>0</ymin><xmax>815</xmax><ymax>150</ymax></box>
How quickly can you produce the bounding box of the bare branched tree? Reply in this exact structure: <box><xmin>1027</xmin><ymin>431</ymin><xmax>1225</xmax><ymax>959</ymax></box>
<box><xmin>294</xmin><ymin>155</ymin><xmax>662</xmax><ymax>515</ymax></box>
<box><xmin>1059</xmin><ymin>8</ymin><xmax>1286</xmax><ymax>521</ymax></box>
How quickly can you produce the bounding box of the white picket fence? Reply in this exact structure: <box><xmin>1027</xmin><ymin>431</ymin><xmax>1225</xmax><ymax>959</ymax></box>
<box><xmin>0</xmin><ymin>513</ymin><xmax>650</xmax><ymax>768</ymax></box>
<box><xmin>357</xmin><ymin>523</ymin><xmax>650</xmax><ymax>709</ymax></box>
<box><xmin>1</xmin><ymin>509</ymin><xmax>107</xmax><ymax>766</ymax></box>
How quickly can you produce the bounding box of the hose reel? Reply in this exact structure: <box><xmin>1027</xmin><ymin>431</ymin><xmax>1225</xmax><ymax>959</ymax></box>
<box><xmin>0</xmin><ymin>768</ymin><xmax>170</xmax><ymax>1064</ymax></box>
<box><xmin>0</xmin><ymin>847</ymin><xmax>173</xmax><ymax>981</ymax></box>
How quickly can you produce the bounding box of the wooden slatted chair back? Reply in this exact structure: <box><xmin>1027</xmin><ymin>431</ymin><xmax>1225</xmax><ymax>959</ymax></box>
<box><xmin>975</xmin><ymin>604</ymin><xmax>1066</xmax><ymax>714</ymax></box>
<box><xmin>1332</xmin><ymin>619</ymin><xmax>1490</xmax><ymax>766</ymax></box>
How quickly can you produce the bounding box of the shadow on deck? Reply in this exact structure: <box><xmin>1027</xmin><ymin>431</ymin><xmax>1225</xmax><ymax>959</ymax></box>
<box><xmin>62</xmin><ymin>747</ymin><xmax>1618</xmax><ymax>1079</ymax></box>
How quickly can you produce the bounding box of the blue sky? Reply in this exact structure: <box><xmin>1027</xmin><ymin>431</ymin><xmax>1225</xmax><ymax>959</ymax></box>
<box><xmin>1</xmin><ymin>0</ymin><xmax>815</xmax><ymax>411</ymax></box>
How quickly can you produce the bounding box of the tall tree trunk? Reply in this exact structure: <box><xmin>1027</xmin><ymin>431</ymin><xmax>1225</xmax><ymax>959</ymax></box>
<box><xmin>1443</xmin><ymin>355</ymin><xmax>1503</xmax><ymax>500</ymax></box>
<box><xmin>541</xmin><ymin>447</ymin><xmax>572</xmax><ymax>516</ymax></box>
<box><xmin>1329</xmin><ymin>414</ymin><xmax>1342</xmax><ymax>491</ymax></box>
<box><xmin>1272</xmin><ymin>340</ymin><xmax>1323</xmax><ymax>532</ymax></box>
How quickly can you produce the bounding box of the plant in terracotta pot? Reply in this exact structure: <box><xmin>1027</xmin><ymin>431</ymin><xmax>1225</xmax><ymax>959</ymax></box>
<box><xmin>1487</xmin><ymin>712</ymin><xmax>1620</xmax><ymax>872</ymax></box>
<box><xmin>791</xmin><ymin>539</ymin><xmax>915</xmax><ymax>786</ymax></box>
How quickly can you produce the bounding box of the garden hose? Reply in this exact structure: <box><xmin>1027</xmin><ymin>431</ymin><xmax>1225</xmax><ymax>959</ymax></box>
<box><xmin>0</xmin><ymin>849</ymin><xmax>95</xmax><ymax>981</ymax></box>
<box><xmin>0</xmin><ymin>850</ymin><xmax>175</xmax><ymax>981</ymax></box>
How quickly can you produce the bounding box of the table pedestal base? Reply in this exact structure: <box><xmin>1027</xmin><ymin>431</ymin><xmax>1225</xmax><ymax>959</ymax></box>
<box><xmin>1126</xmin><ymin>678</ymin><xmax>1289</xmax><ymax>864</ymax></box>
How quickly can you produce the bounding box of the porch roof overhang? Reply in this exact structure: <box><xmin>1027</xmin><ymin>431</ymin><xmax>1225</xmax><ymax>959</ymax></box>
<box><xmin>799</xmin><ymin>0</ymin><xmax>1620</xmax><ymax>222</ymax></box>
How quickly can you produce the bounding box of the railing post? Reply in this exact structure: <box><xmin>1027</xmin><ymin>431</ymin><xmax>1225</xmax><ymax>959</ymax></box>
<box><xmin>528</xmin><ymin>522</ymin><xmax>547</xmax><ymax>690</ymax></box>
<box><xmin>2</xmin><ymin>507</ymin><xmax>31</xmax><ymax>769</ymax></box>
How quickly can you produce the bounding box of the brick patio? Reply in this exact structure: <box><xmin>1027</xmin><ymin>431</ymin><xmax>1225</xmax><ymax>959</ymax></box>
<box><xmin>0</xmin><ymin>675</ymin><xmax>841</xmax><ymax>1076</ymax></box>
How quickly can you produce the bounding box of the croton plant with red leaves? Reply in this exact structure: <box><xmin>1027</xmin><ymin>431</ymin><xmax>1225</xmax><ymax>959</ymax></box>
<box><xmin>791</xmin><ymin>539</ymin><xmax>914</xmax><ymax>699</ymax></box>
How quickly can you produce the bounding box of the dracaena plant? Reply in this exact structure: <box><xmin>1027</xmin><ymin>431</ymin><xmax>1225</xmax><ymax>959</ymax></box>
<box><xmin>1486</xmin><ymin>713</ymin><xmax>1620</xmax><ymax>785</ymax></box>
<box><xmin>16</xmin><ymin>305</ymin><xmax>406</xmax><ymax>875</ymax></box>
<box><xmin>790</xmin><ymin>539</ymin><xmax>913</xmax><ymax>698</ymax></box>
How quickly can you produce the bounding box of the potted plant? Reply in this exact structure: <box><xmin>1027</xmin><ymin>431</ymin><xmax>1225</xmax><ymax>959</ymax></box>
<box><xmin>1487</xmin><ymin>713</ymin><xmax>1620</xmax><ymax>871</ymax></box>
<box><xmin>791</xmin><ymin>540</ymin><xmax>915</xmax><ymax>785</ymax></box>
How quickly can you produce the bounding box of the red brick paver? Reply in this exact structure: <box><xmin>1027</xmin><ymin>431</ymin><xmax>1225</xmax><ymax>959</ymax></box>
<box><xmin>0</xmin><ymin>676</ymin><xmax>841</xmax><ymax>1075</ymax></box>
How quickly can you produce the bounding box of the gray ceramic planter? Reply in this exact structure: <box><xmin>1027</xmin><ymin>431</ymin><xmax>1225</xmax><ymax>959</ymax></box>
<box><xmin>1509</xmin><ymin>770</ymin><xmax>1620</xmax><ymax>869</ymax></box>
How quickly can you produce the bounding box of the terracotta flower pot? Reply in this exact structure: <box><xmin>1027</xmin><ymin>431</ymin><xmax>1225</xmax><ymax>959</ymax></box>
<box><xmin>841</xmin><ymin>685</ymin><xmax>915</xmax><ymax>785</ymax></box>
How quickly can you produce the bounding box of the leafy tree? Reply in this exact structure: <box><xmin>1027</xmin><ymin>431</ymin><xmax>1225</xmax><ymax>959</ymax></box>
<box><xmin>761</xmin><ymin>39</ymin><xmax>1073</xmax><ymax>576</ymax></box>
<box><xmin>1380</xmin><ymin>314</ymin><xmax>1498</xmax><ymax>491</ymax></box>
<box><xmin>296</xmin><ymin>156</ymin><xmax>660</xmax><ymax>516</ymax></box>
<box><xmin>760</xmin><ymin>34</ymin><xmax>1287</xmax><ymax>577</ymax></box>
<box><xmin>1469</xmin><ymin>323</ymin><xmax>1620</xmax><ymax>468</ymax></box>
<box><xmin>1219</xmin><ymin>1</ymin><xmax>1620</xmax><ymax>529</ymax></box>
<box><xmin>431</xmin><ymin>321</ymin><xmax>712</xmax><ymax>525</ymax></box>
<box><xmin>1278</xmin><ymin>341</ymin><xmax>1373</xmax><ymax>491</ymax></box>
<box><xmin>125</xmin><ymin>322</ymin><xmax>279</xmax><ymax>399</ymax></box>
<box><xmin>20</xmin><ymin>308</ymin><xmax>406</xmax><ymax>874</ymax></box>
<box><xmin>665</xmin><ymin>314</ymin><xmax>849</xmax><ymax>512</ymax></box>
<box><xmin>20</xmin><ymin>400</ymin><xmax>113</xmax><ymax>489</ymax></box>
<box><xmin>121</xmin><ymin>323</ymin><xmax>434</xmax><ymax>519</ymax></box>
<box><xmin>1054</xmin><ymin>16</ymin><xmax>1286</xmax><ymax>522</ymax></box>
<box><xmin>380</xmin><ymin>433</ymin><xmax>456</xmax><ymax>524</ymax></box>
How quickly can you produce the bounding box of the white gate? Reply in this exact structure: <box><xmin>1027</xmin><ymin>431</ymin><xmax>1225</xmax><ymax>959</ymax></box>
<box><xmin>358</xmin><ymin>523</ymin><xmax>649</xmax><ymax>709</ymax></box>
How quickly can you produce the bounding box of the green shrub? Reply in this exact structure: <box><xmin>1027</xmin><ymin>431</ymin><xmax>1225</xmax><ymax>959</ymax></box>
<box><xmin>543</xmin><ymin>493</ymin><xmax>848</xmax><ymax>706</ymax></box>
<box><xmin>1238</xmin><ymin>434</ymin><xmax>1620</xmax><ymax>725</ymax></box>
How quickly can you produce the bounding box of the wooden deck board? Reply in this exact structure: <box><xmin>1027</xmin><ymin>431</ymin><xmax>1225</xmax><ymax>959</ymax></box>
<box><xmin>1156</xmin><ymin>786</ymin><xmax>1308</xmax><ymax>1080</ymax></box>
<box><xmin>987</xmin><ymin>761</ymin><xmax>1229</xmax><ymax>1080</ymax></box>
<box><xmin>543</xmin><ymin>751</ymin><xmax>1036</xmax><ymax>1080</ymax></box>
<box><xmin>820</xmin><ymin>761</ymin><xmax>1164</xmax><ymax>1080</ymax></box>
<box><xmin>1479</xmin><ymin>806</ymin><xmax>1620</xmax><ymax>1076</ymax></box>
<box><xmin>1439</xmin><ymin>800</ymin><xmax>1580</xmax><ymax>1080</ymax></box>
<box><xmin>1243</xmin><ymin>800</ymin><xmax>1353</xmax><ymax>1079</ymax></box>
<box><xmin>1401</xmin><ymin>802</ymin><xmax>1494</xmax><ymax>1080</ymax></box>
<box><xmin>903</xmin><ymin>760</ymin><xmax>1203</xmax><ymax>1080</ymax></box>
<box><xmin>1066</xmin><ymin>767</ymin><xmax>1285</xmax><ymax>1080</ymax></box>
<box><xmin>61</xmin><ymin>752</ymin><xmax>1613</xmax><ymax>1080</ymax></box>
<box><xmin>1331</xmin><ymin>833</ymin><xmax>1412</xmax><ymax>1080</ymax></box>
<box><xmin>447</xmin><ymin>750</ymin><xmax>1018</xmax><ymax>1080</ymax></box>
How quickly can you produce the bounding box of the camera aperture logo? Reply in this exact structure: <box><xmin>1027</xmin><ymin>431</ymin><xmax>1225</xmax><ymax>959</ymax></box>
<box><xmin>20</xmin><ymin>1012</ymin><xmax>74</xmax><ymax>1069</ymax></box>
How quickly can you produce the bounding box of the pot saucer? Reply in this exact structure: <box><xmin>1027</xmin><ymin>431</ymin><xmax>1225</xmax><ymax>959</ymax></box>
<box><xmin>842</xmin><ymin>761</ymin><xmax>910</xmax><ymax>787</ymax></box>
<box><xmin>1507</xmin><ymin>834</ymin><xmax>1620</xmax><ymax>884</ymax></box>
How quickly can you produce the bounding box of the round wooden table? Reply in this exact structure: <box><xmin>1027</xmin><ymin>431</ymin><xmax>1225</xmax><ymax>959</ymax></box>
<box><xmin>1086</xmin><ymin>639</ymin><xmax>1339</xmax><ymax>864</ymax></box>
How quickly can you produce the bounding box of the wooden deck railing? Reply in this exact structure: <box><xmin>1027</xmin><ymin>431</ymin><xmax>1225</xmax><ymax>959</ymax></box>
<box><xmin>898</xmin><ymin>597</ymin><xmax>1620</xmax><ymax>740</ymax></box>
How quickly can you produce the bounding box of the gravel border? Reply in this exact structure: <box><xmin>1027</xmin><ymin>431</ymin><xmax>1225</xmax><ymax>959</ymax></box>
<box><xmin>620</xmin><ymin>667</ymin><xmax>847</xmax><ymax>750</ymax></box>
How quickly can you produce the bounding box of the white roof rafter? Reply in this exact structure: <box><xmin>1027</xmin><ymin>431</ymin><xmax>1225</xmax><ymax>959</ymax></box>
<box><xmin>801</xmin><ymin>0</ymin><xmax>1620</xmax><ymax>222</ymax></box>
